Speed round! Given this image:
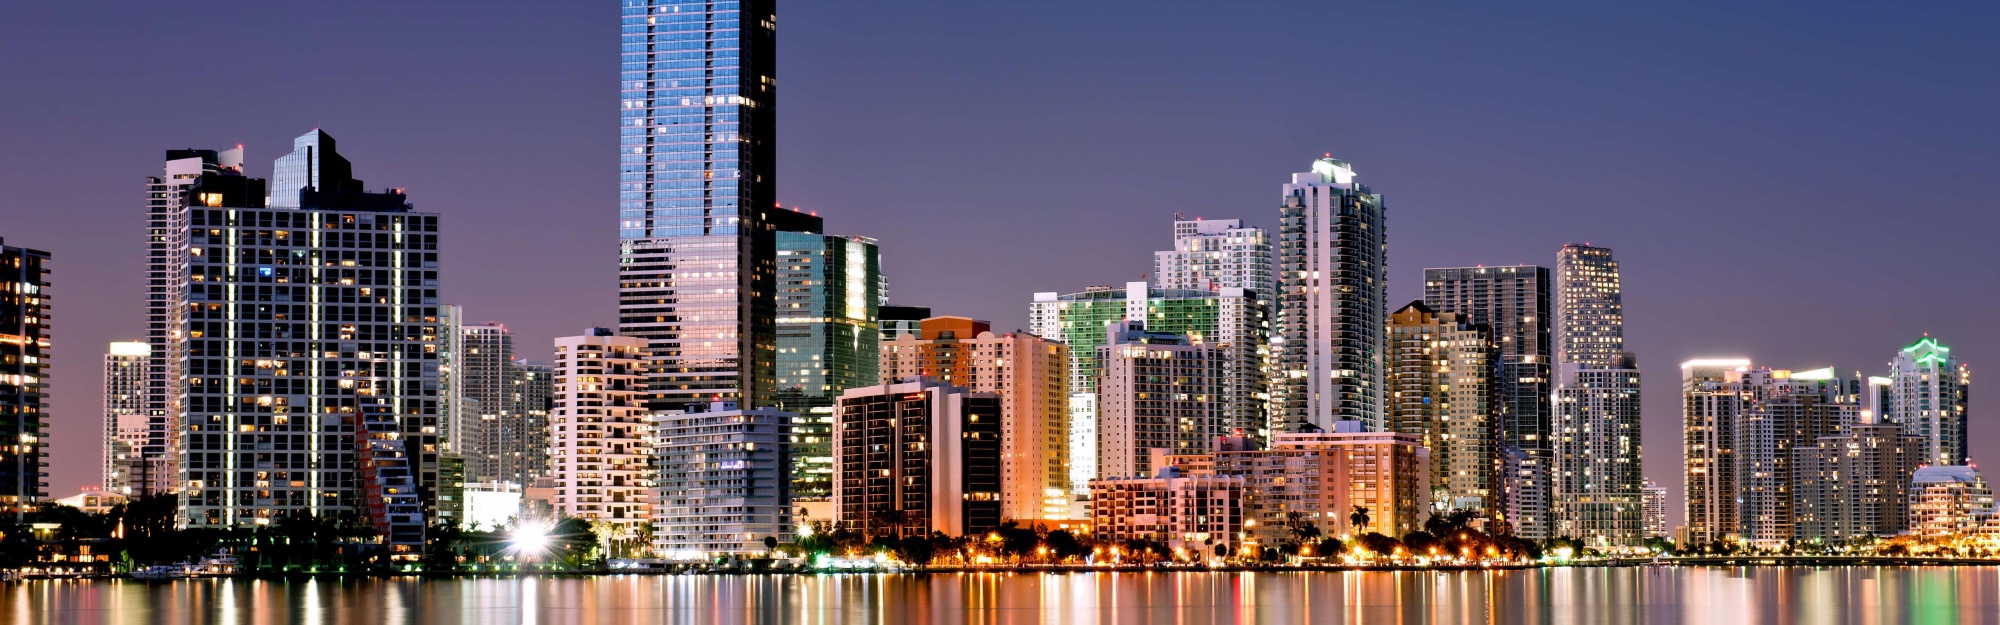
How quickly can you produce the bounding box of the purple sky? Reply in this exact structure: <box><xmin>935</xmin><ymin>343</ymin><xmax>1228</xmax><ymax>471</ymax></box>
<box><xmin>2</xmin><ymin>1</ymin><xmax>1996</xmax><ymax>531</ymax></box>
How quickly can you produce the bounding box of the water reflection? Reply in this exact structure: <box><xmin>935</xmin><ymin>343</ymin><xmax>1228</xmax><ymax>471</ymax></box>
<box><xmin>6</xmin><ymin>567</ymin><xmax>1998</xmax><ymax>624</ymax></box>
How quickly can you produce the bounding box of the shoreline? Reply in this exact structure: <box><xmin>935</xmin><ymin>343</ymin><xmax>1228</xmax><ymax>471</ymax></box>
<box><xmin>19</xmin><ymin>557</ymin><xmax>2000</xmax><ymax>581</ymax></box>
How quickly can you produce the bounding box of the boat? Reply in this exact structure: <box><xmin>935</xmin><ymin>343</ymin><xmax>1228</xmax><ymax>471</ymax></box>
<box><xmin>131</xmin><ymin>565</ymin><xmax>187</xmax><ymax>580</ymax></box>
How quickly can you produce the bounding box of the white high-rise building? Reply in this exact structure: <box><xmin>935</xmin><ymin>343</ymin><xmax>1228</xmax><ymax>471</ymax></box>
<box><xmin>437</xmin><ymin>305</ymin><xmax>466</xmax><ymax>454</ymax></box>
<box><xmin>1641</xmin><ymin>479</ymin><xmax>1668</xmax><ymax>539</ymax></box>
<box><xmin>1094</xmin><ymin>321</ymin><xmax>1222</xmax><ymax>481</ymax></box>
<box><xmin>551</xmin><ymin>329</ymin><xmax>653</xmax><ymax>538</ymax></box>
<box><xmin>1886</xmin><ymin>336</ymin><xmax>1971</xmax><ymax>467</ymax></box>
<box><xmin>1908</xmin><ymin>466</ymin><xmax>1993</xmax><ymax>539</ymax></box>
<box><xmin>1154</xmin><ymin>216</ymin><xmax>1273</xmax><ymax>303</ymax></box>
<box><xmin>1554</xmin><ymin>244</ymin><xmax>1643</xmax><ymax>549</ymax></box>
<box><xmin>1275</xmin><ymin>157</ymin><xmax>1387</xmax><ymax>432</ymax></box>
<box><xmin>102</xmin><ymin>342</ymin><xmax>157</xmax><ymax>496</ymax></box>
<box><xmin>652</xmin><ymin>401</ymin><xmax>793</xmax><ymax>558</ymax></box>
<box><xmin>145</xmin><ymin>147</ymin><xmax>242</xmax><ymax>503</ymax></box>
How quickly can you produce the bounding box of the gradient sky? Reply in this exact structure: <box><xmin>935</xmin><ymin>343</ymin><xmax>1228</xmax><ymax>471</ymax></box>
<box><xmin>3</xmin><ymin>0</ymin><xmax>1995</xmax><ymax>531</ymax></box>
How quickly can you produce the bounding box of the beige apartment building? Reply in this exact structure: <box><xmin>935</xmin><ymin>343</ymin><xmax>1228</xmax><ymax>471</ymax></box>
<box><xmin>881</xmin><ymin>316</ymin><xmax>1071</xmax><ymax>521</ymax></box>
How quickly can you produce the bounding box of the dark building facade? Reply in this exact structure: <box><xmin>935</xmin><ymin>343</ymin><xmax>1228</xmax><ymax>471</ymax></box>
<box><xmin>0</xmin><ymin>239</ymin><xmax>50</xmax><ymax>518</ymax></box>
<box><xmin>833</xmin><ymin>378</ymin><xmax>1001</xmax><ymax>538</ymax></box>
<box><xmin>1423</xmin><ymin>265</ymin><xmax>1553</xmax><ymax>539</ymax></box>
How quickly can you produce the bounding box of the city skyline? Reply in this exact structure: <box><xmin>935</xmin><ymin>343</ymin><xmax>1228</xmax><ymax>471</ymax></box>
<box><xmin>3</xmin><ymin>2</ymin><xmax>1997</xmax><ymax>535</ymax></box>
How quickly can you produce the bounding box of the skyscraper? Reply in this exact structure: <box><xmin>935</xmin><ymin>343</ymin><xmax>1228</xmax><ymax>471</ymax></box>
<box><xmin>1886</xmin><ymin>336</ymin><xmax>1970</xmax><ymax>467</ymax></box>
<box><xmin>147</xmin><ymin>148</ymin><xmax>242</xmax><ymax>504</ymax></box>
<box><xmin>1554</xmin><ymin>244</ymin><xmax>1643</xmax><ymax>548</ymax></box>
<box><xmin>1151</xmin><ymin>215</ymin><xmax>1275</xmax><ymax>439</ymax></box>
<box><xmin>618</xmin><ymin>0</ymin><xmax>820</xmax><ymax>410</ymax></box>
<box><xmin>1276</xmin><ymin>156</ymin><xmax>1387</xmax><ymax>432</ymax></box>
<box><xmin>1554</xmin><ymin>245</ymin><xmax>1627</xmax><ymax>368</ymax></box>
<box><xmin>879</xmin><ymin>317</ymin><xmax>1070</xmax><ymax>521</ymax></box>
<box><xmin>1681</xmin><ymin>358</ymin><xmax>1750</xmax><ymax>545</ymax></box>
<box><xmin>171</xmin><ymin>131</ymin><xmax>442</xmax><ymax>528</ymax></box>
<box><xmin>459</xmin><ymin>323</ymin><xmax>515</xmax><ymax>484</ymax></box>
<box><xmin>0</xmin><ymin>239</ymin><xmax>49</xmax><ymax>518</ymax></box>
<box><xmin>1094</xmin><ymin>321</ymin><xmax>1222</xmax><ymax>482</ymax></box>
<box><xmin>1423</xmin><ymin>265</ymin><xmax>1552</xmax><ymax>538</ymax></box>
<box><xmin>551</xmin><ymin>329</ymin><xmax>653</xmax><ymax>538</ymax></box>
<box><xmin>1386</xmin><ymin>301</ymin><xmax>1498</xmax><ymax>521</ymax></box>
<box><xmin>1681</xmin><ymin>361</ymin><xmax>1872</xmax><ymax>547</ymax></box>
<box><xmin>436</xmin><ymin>305</ymin><xmax>465</xmax><ymax>455</ymax></box>
<box><xmin>773</xmin><ymin>232</ymin><xmax>882</xmax><ymax>500</ymax></box>
<box><xmin>507</xmin><ymin>361</ymin><xmax>554</xmax><ymax>485</ymax></box>
<box><xmin>103</xmin><ymin>342</ymin><xmax>157</xmax><ymax>496</ymax></box>
<box><xmin>1736</xmin><ymin>367</ymin><xmax>1858</xmax><ymax>547</ymax></box>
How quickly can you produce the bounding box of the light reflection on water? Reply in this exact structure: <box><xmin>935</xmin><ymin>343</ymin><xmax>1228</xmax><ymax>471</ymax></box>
<box><xmin>6</xmin><ymin>567</ymin><xmax>1998</xmax><ymax>624</ymax></box>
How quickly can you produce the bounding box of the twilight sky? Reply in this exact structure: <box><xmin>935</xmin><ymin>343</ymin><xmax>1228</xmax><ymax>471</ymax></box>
<box><xmin>3</xmin><ymin>0</ymin><xmax>1996</xmax><ymax>531</ymax></box>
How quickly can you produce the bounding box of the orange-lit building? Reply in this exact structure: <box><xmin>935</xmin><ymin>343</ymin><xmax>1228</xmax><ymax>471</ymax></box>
<box><xmin>881</xmin><ymin>317</ymin><xmax>1071</xmax><ymax>521</ymax></box>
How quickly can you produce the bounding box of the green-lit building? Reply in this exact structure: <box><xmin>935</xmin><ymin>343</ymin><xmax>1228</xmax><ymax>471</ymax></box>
<box><xmin>773</xmin><ymin>232</ymin><xmax>882</xmax><ymax>500</ymax></box>
<box><xmin>1030</xmin><ymin>281</ymin><xmax>1268</xmax><ymax>493</ymax></box>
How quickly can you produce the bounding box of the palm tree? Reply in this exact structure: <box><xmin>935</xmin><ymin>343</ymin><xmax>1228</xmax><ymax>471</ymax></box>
<box><xmin>1286</xmin><ymin>511</ymin><xmax>1322</xmax><ymax>543</ymax></box>
<box><xmin>1350</xmin><ymin>506</ymin><xmax>1372</xmax><ymax>531</ymax></box>
<box><xmin>870</xmin><ymin>507</ymin><xmax>908</xmax><ymax>538</ymax></box>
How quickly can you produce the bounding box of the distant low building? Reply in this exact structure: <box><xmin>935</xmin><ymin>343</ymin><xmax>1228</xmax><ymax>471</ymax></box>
<box><xmin>53</xmin><ymin>488</ymin><xmax>125</xmax><ymax>515</ymax></box>
<box><xmin>1908</xmin><ymin>465</ymin><xmax>1993</xmax><ymax>539</ymax></box>
<box><xmin>463</xmin><ymin>481</ymin><xmax>523</xmax><ymax>531</ymax></box>
<box><xmin>1642</xmin><ymin>479</ymin><xmax>1669</xmax><ymax>539</ymax></box>
<box><xmin>1165</xmin><ymin>426</ymin><xmax>1431</xmax><ymax>544</ymax></box>
<box><xmin>1090</xmin><ymin>467</ymin><xmax>1246</xmax><ymax>558</ymax></box>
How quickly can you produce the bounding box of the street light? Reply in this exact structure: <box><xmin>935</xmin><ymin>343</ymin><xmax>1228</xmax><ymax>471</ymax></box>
<box><xmin>512</xmin><ymin>521</ymin><xmax>553</xmax><ymax>558</ymax></box>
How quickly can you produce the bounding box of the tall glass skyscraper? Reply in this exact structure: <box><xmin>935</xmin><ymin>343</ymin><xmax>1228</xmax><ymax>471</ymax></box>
<box><xmin>619</xmin><ymin>0</ymin><xmax>817</xmax><ymax>410</ymax></box>
<box><xmin>773</xmin><ymin>232</ymin><xmax>882</xmax><ymax>500</ymax></box>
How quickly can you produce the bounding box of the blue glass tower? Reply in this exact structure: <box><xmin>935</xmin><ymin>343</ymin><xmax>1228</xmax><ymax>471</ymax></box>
<box><xmin>618</xmin><ymin>1</ymin><xmax>817</xmax><ymax>409</ymax></box>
